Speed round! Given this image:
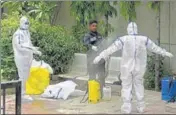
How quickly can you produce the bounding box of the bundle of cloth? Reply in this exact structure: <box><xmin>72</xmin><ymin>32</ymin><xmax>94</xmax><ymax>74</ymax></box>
<box><xmin>41</xmin><ymin>80</ymin><xmax>77</xmax><ymax>100</ymax></box>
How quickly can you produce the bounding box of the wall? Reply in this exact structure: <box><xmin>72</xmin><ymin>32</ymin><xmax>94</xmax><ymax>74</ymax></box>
<box><xmin>111</xmin><ymin>1</ymin><xmax>176</xmax><ymax>73</ymax></box>
<box><xmin>55</xmin><ymin>1</ymin><xmax>76</xmax><ymax>29</ymax></box>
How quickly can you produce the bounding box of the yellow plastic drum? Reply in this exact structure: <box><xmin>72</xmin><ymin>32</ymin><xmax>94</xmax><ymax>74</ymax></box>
<box><xmin>26</xmin><ymin>67</ymin><xmax>50</xmax><ymax>95</ymax></box>
<box><xmin>88</xmin><ymin>80</ymin><xmax>101</xmax><ymax>104</ymax></box>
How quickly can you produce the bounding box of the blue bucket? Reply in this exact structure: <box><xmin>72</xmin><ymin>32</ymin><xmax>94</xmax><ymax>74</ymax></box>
<box><xmin>161</xmin><ymin>76</ymin><xmax>176</xmax><ymax>101</ymax></box>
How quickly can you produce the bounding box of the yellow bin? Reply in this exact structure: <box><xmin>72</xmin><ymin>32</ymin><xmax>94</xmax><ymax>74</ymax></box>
<box><xmin>26</xmin><ymin>67</ymin><xmax>50</xmax><ymax>95</ymax></box>
<box><xmin>88</xmin><ymin>80</ymin><xmax>101</xmax><ymax>104</ymax></box>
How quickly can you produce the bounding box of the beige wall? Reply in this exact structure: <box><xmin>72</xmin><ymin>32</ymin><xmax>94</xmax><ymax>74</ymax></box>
<box><xmin>52</xmin><ymin>1</ymin><xmax>176</xmax><ymax>72</ymax></box>
<box><xmin>55</xmin><ymin>1</ymin><xmax>76</xmax><ymax>29</ymax></box>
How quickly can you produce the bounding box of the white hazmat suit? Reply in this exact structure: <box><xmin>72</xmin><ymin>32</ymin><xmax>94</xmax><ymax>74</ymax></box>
<box><xmin>12</xmin><ymin>16</ymin><xmax>42</xmax><ymax>101</ymax></box>
<box><xmin>94</xmin><ymin>22</ymin><xmax>173</xmax><ymax>113</ymax></box>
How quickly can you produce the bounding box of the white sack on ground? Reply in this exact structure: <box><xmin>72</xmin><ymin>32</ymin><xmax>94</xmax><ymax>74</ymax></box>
<box><xmin>41</xmin><ymin>80</ymin><xmax>77</xmax><ymax>100</ymax></box>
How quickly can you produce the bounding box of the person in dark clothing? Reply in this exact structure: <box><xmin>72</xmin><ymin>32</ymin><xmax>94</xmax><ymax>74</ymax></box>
<box><xmin>83</xmin><ymin>20</ymin><xmax>106</xmax><ymax>98</ymax></box>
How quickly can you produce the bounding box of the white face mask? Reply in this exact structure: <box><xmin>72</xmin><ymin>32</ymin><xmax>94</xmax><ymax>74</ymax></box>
<box><xmin>20</xmin><ymin>16</ymin><xmax>30</xmax><ymax>30</ymax></box>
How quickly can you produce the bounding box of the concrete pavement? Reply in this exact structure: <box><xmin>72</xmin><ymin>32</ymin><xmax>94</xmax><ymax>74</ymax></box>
<box><xmin>1</xmin><ymin>85</ymin><xmax>176</xmax><ymax>114</ymax></box>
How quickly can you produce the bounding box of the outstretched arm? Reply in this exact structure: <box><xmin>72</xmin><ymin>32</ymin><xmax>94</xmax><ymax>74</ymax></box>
<box><xmin>13</xmin><ymin>34</ymin><xmax>33</xmax><ymax>52</ymax></box>
<box><xmin>94</xmin><ymin>38</ymin><xmax>123</xmax><ymax>64</ymax></box>
<box><xmin>146</xmin><ymin>38</ymin><xmax>173</xmax><ymax>57</ymax></box>
<box><xmin>100</xmin><ymin>38</ymin><xmax>123</xmax><ymax>59</ymax></box>
<box><xmin>13</xmin><ymin>34</ymin><xmax>42</xmax><ymax>56</ymax></box>
<box><xmin>21</xmin><ymin>43</ymin><xmax>42</xmax><ymax>56</ymax></box>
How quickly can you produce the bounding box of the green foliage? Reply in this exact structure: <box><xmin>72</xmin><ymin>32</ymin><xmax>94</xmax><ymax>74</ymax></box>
<box><xmin>97</xmin><ymin>20</ymin><xmax>114</xmax><ymax>37</ymax></box>
<box><xmin>119</xmin><ymin>1</ymin><xmax>140</xmax><ymax>21</ymax></box>
<box><xmin>96</xmin><ymin>1</ymin><xmax>117</xmax><ymax>18</ymax></box>
<box><xmin>30</xmin><ymin>22</ymin><xmax>83</xmax><ymax>74</ymax></box>
<box><xmin>72</xmin><ymin>23</ymin><xmax>88</xmax><ymax>42</ymax></box>
<box><xmin>2</xmin><ymin>1</ymin><xmax>59</xmax><ymax>25</ymax></box>
<box><xmin>1</xmin><ymin>38</ymin><xmax>17</xmax><ymax>81</ymax></box>
<box><xmin>70</xmin><ymin>1</ymin><xmax>97</xmax><ymax>25</ymax></box>
<box><xmin>147</xmin><ymin>1</ymin><xmax>161</xmax><ymax>12</ymax></box>
<box><xmin>95</xmin><ymin>1</ymin><xmax>117</xmax><ymax>37</ymax></box>
<box><xmin>1</xmin><ymin>13</ymin><xmax>19</xmax><ymax>80</ymax></box>
<box><xmin>144</xmin><ymin>55</ymin><xmax>172</xmax><ymax>90</ymax></box>
<box><xmin>1</xmin><ymin>12</ymin><xmax>19</xmax><ymax>38</ymax></box>
<box><xmin>27</xmin><ymin>1</ymin><xmax>57</xmax><ymax>24</ymax></box>
<box><xmin>2</xmin><ymin>1</ymin><xmax>28</xmax><ymax>15</ymax></box>
<box><xmin>147</xmin><ymin>1</ymin><xmax>163</xmax><ymax>90</ymax></box>
<box><xmin>144</xmin><ymin>55</ymin><xmax>156</xmax><ymax>90</ymax></box>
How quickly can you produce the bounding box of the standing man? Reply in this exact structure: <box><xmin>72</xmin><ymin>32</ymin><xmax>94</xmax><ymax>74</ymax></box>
<box><xmin>83</xmin><ymin>20</ymin><xmax>106</xmax><ymax>97</ymax></box>
<box><xmin>93</xmin><ymin>22</ymin><xmax>173</xmax><ymax>113</ymax></box>
<box><xmin>12</xmin><ymin>16</ymin><xmax>42</xmax><ymax>101</ymax></box>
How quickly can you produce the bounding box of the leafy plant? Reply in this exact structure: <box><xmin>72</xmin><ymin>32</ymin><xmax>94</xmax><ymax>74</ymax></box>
<box><xmin>98</xmin><ymin>19</ymin><xmax>115</xmax><ymax>37</ymax></box>
<box><xmin>1</xmin><ymin>38</ymin><xmax>17</xmax><ymax>81</ymax></box>
<box><xmin>2</xmin><ymin>1</ymin><xmax>61</xmax><ymax>25</ymax></box>
<box><xmin>70</xmin><ymin>1</ymin><xmax>97</xmax><ymax>26</ymax></box>
<box><xmin>71</xmin><ymin>23</ymin><xmax>88</xmax><ymax>43</ymax></box>
<box><xmin>27</xmin><ymin>1</ymin><xmax>57</xmax><ymax>24</ymax></box>
<box><xmin>1</xmin><ymin>12</ymin><xmax>19</xmax><ymax>38</ymax></box>
<box><xmin>147</xmin><ymin>1</ymin><xmax>161</xmax><ymax>12</ymax></box>
<box><xmin>96</xmin><ymin>1</ymin><xmax>117</xmax><ymax>37</ymax></box>
<box><xmin>147</xmin><ymin>1</ymin><xmax>163</xmax><ymax>91</ymax></box>
<box><xmin>144</xmin><ymin>54</ymin><xmax>172</xmax><ymax>90</ymax></box>
<box><xmin>1</xmin><ymin>13</ymin><xmax>19</xmax><ymax>80</ymax></box>
<box><xmin>30</xmin><ymin>19</ymin><xmax>84</xmax><ymax>74</ymax></box>
<box><xmin>119</xmin><ymin>1</ymin><xmax>140</xmax><ymax>22</ymax></box>
<box><xmin>2</xmin><ymin>1</ymin><xmax>28</xmax><ymax>15</ymax></box>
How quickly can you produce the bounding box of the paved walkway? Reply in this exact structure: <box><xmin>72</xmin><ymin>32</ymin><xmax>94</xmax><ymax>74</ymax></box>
<box><xmin>1</xmin><ymin>85</ymin><xmax>176</xmax><ymax>114</ymax></box>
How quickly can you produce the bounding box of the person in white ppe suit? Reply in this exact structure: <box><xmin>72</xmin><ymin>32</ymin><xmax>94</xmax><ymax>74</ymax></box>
<box><xmin>94</xmin><ymin>22</ymin><xmax>173</xmax><ymax>114</ymax></box>
<box><xmin>12</xmin><ymin>16</ymin><xmax>42</xmax><ymax>101</ymax></box>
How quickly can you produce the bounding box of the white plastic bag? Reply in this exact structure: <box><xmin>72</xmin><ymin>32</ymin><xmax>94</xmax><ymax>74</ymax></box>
<box><xmin>31</xmin><ymin>59</ymin><xmax>53</xmax><ymax>74</ymax></box>
<box><xmin>41</xmin><ymin>80</ymin><xmax>77</xmax><ymax>100</ymax></box>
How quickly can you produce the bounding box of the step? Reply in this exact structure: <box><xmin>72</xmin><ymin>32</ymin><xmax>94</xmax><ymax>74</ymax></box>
<box><xmin>55</xmin><ymin>74</ymin><xmax>119</xmax><ymax>85</ymax></box>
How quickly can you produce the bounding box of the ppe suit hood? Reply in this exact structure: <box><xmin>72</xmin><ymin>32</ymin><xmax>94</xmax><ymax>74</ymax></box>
<box><xmin>20</xmin><ymin>16</ymin><xmax>29</xmax><ymax>30</ymax></box>
<box><xmin>127</xmin><ymin>22</ymin><xmax>138</xmax><ymax>35</ymax></box>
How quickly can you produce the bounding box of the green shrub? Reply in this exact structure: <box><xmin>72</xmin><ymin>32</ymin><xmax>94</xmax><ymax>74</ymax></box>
<box><xmin>1</xmin><ymin>38</ymin><xmax>17</xmax><ymax>81</ymax></box>
<box><xmin>144</xmin><ymin>54</ymin><xmax>172</xmax><ymax>90</ymax></box>
<box><xmin>30</xmin><ymin>21</ymin><xmax>82</xmax><ymax>74</ymax></box>
<box><xmin>72</xmin><ymin>23</ymin><xmax>87</xmax><ymax>43</ymax></box>
<box><xmin>1</xmin><ymin>13</ymin><xmax>19</xmax><ymax>81</ymax></box>
<box><xmin>1</xmin><ymin>13</ymin><xmax>84</xmax><ymax>80</ymax></box>
<box><xmin>1</xmin><ymin>13</ymin><xmax>19</xmax><ymax>38</ymax></box>
<box><xmin>144</xmin><ymin>55</ymin><xmax>156</xmax><ymax>90</ymax></box>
